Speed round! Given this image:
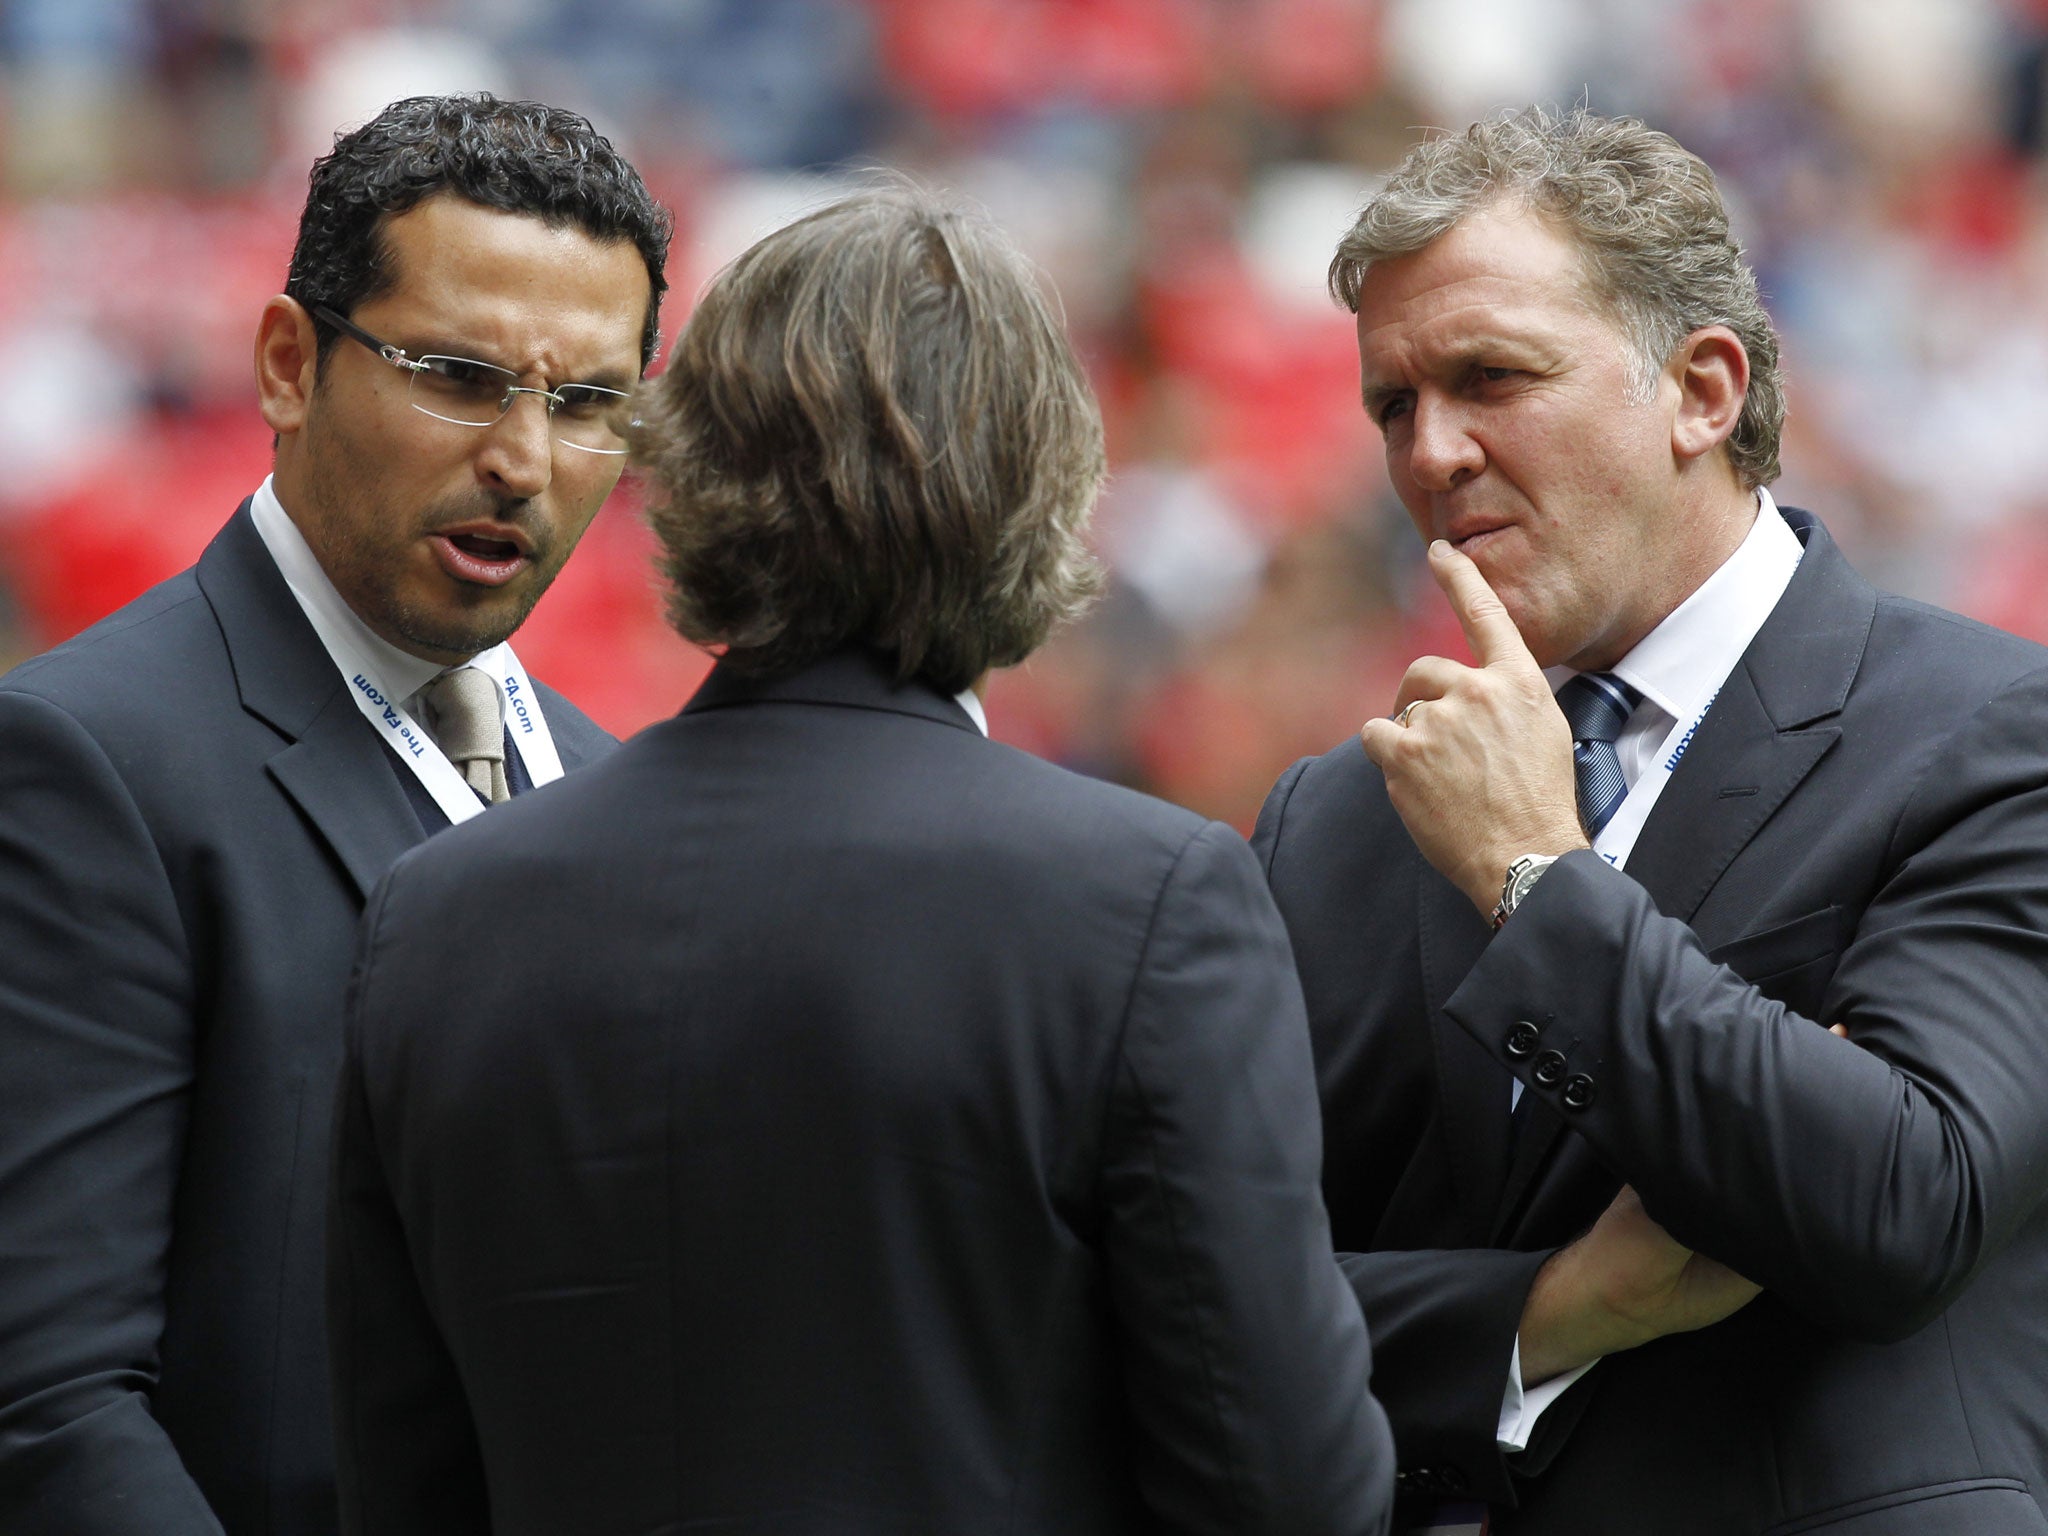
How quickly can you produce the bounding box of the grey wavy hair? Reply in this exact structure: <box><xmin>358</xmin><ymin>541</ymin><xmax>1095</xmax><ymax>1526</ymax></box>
<box><xmin>1330</xmin><ymin>105</ymin><xmax>1785</xmax><ymax>488</ymax></box>
<box><xmin>630</xmin><ymin>182</ymin><xmax>1106</xmax><ymax>692</ymax></box>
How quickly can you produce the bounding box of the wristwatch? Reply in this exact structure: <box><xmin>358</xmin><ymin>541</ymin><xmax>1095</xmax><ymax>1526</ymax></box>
<box><xmin>1490</xmin><ymin>854</ymin><xmax>1560</xmax><ymax>930</ymax></box>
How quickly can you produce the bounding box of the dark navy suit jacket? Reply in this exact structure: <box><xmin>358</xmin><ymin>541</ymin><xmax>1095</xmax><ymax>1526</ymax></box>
<box><xmin>1256</xmin><ymin>511</ymin><xmax>2048</xmax><ymax>1535</ymax></box>
<box><xmin>329</xmin><ymin>648</ymin><xmax>1394</xmax><ymax>1536</ymax></box>
<box><xmin>0</xmin><ymin>505</ymin><xmax>612</xmax><ymax>1534</ymax></box>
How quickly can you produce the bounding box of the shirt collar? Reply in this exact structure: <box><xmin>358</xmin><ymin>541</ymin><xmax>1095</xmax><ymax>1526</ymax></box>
<box><xmin>248</xmin><ymin>474</ymin><xmax>503</xmax><ymax>703</ymax></box>
<box><xmin>1546</xmin><ymin>487</ymin><xmax>1802</xmax><ymax>728</ymax></box>
<box><xmin>954</xmin><ymin>686</ymin><xmax>989</xmax><ymax>736</ymax></box>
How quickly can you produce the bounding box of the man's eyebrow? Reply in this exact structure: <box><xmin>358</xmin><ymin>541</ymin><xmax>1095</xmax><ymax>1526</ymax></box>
<box><xmin>398</xmin><ymin>334</ymin><xmax>636</xmax><ymax>389</ymax></box>
<box><xmin>391</xmin><ymin>331</ymin><xmax>500</xmax><ymax>364</ymax></box>
<box><xmin>1431</xmin><ymin>337</ymin><xmax>1540</xmax><ymax>371</ymax></box>
<box><xmin>1360</xmin><ymin>335</ymin><xmax>1553</xmax><ymax>412</ymax></box>
<box><xmin>570</xmin><ymin>364</ymin><xmax>638</xmax><ymax>391</ymax></box>
<box><xmin>1360</xmin><ymin>378</ymin><xmax>1404</xmax><ymax>417</ymax></box>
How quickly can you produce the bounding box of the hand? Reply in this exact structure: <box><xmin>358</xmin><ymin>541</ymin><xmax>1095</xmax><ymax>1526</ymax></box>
<box><xmin>1359</xmin><ymin>541</ymin><xmax>1588</xmax><ymax>913</ymax></box>
<box><xmin>1519</xmin><ymin>1185</ymin><xmax>1762</xmax><ymax>1386</ymax></box>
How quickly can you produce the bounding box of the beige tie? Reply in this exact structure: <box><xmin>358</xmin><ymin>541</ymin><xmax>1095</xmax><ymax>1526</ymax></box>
<box><xmin>422</xmin><ymin>667</ymin><xmax>509</xmax><ymax>805</ymax></box>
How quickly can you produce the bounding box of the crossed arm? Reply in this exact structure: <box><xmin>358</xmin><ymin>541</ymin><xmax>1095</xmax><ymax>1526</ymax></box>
<box><xmin>1342</xmin><ymin>540</ymin><xmax>2048</xmax><ymax>1408</ymax></box>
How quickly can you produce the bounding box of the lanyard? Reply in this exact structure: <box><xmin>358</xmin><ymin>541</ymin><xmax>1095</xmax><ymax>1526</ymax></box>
<box><xmin>1593</xmin><ymin>688</ymin><xmax>1719</xmax><ymax>871</ymax></box>
<box><xmin>292</xmin><ymin>597</ymin><xmax>565</xmax><ymax>826</ymax></box>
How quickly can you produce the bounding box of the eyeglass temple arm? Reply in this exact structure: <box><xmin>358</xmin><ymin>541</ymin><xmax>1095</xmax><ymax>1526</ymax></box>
<box><xmin>308</xmin><ymin>303</ymin><xmax>415</xmax><ymax>367</ymax></box>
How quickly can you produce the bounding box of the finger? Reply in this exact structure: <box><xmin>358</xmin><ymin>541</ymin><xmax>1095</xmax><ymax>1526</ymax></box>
<box><xmin>1429</xmin><ymin>539</ymin><xmax>1534</xmax><ymax>671</ymax></box>
<box><xmin>1828</xmin><ymin>1023</ymin><xmax>1849</xmax><ymax>1039</ymax></box>
<box><xmin>1391</xmin><ymin>654</ymin><xmax>1473</xmax><ymax>714</ymax></box>
<box><xmin>1359</xmin><ymin>716</ymin><xmax>1401</xmax><ymax>768</ymax></box>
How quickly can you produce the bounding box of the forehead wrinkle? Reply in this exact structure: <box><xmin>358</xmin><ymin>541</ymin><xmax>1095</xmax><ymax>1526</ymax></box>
<box><xmin>1359</xmin><ymin>320</ymin><xmax>1558</xmax><ymax>399</ymax></box>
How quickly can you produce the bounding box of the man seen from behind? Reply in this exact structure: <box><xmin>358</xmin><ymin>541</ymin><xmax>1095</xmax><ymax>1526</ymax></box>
<box><xmin>327</xmin><ymin>183</ymin><xmax>1395</xmax><ymax>1536</ymax></box>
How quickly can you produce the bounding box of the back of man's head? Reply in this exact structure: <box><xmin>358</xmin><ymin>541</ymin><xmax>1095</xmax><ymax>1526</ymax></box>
<box><xmin>632</xmin><ymin>183</ymin><xmax>1107</xmax><ymax>694</ymax></box>
<box><xmin>285</xmin><ymin>93</ymin><xmax>672</xmax><ymax>370</ymax></box>
<box><xmin>1332</xmin><ymin>105</ymin><xmax>1785</xmax><ymax>489</ymax></box>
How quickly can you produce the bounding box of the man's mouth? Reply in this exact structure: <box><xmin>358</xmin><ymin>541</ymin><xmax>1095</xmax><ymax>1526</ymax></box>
<box><xmin>428</xmin><ymin>528</ymin><xmax>534</xmax><ymax>587</ymax></box>
<box><xmin>1445</xmin><ymin>520</ymin><xmax>1512</xmax><ymax>555</ymax></box>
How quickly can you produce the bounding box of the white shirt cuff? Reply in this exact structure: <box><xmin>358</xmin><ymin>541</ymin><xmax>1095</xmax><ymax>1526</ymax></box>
<box><xmin>1497</xmin><ymin>1334</ymin><xmax>1597</xmax><ymax>1451</ymax></box>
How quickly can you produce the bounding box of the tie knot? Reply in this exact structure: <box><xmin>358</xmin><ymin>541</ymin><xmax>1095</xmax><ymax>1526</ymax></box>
<box><xmin>422</xmin><ymin>667</ymin><xmax>505</xmax><ymax>765</ymax></box>
<box><xmin>1556</xmin><ymin>672</ymin><xmax>1640</xmax><ymax>746</ymax></box>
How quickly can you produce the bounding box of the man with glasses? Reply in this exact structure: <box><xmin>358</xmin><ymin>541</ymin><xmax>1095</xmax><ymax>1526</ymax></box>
<box><xmin>0</xmin><ymin>94</ymin><xmax>667</xmax><ymax>1533</ymax></box>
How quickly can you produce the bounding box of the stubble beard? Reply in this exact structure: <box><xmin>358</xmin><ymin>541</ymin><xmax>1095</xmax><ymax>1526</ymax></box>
<box><xmin>294</xmin><ymin>407</ymin><xmax>579</xmax><ymax>661</ymax></box>
<box><xmin>312</xmin><ymin>482</ymin><xmax>562</xmax><ymax>661</ymax></box>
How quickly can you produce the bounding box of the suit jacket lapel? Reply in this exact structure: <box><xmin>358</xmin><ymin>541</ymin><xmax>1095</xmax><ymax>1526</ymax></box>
<box><xmin>197</xmin><ymin>503</ymin><xmax>426</xmax><ymax>900</ymax></box>
<box><xmin>269</xmin><ymin>692</ymin><xmax>433</xmax><ymax>896</ymax></box>
<box><xmin>1625</xmin><ymin>514</ymin><xmax>1870</xmax><ymax>929</ymax></box>
<box><xmin>1488</xmin><ymin>512</ymin><xmax>1873</xmax><ymax>1235</ymax></box>
<box><xmin>1623</xmin><ymin>672</ymin><xmax>1839</xmax><ymax>926</ymax></box>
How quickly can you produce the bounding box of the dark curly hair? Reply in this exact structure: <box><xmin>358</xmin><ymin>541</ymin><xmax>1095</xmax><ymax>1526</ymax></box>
<box><xmin>630</xmin><ymin>183</ymin><xmax>1106</xmax><ymax>693</ymax></box>
<box><xmin>285</xmin><ymin>93</ymin><xmax>671</xmax><ymax>370</ymax></box>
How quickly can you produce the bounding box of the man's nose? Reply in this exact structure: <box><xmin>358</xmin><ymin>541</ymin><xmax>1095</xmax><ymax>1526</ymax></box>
<box><xmin>1404</xmin><ymin>396</ymin><xmax>1483</xmax><ymax>493</ymax></box>
<box><xmin>474</xmin><ymin>391</ymin><xmax>556</xmax><ymax>499</ymax></box>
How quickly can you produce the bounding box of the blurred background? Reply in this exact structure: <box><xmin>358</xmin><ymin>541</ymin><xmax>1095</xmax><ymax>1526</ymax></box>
<box><xmin>5</xmin><ymin>0</ymin><xmax>2048</xmax><ymax>830</ymax></box>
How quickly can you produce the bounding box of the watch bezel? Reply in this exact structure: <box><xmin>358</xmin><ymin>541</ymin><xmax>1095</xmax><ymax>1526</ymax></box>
<box><xmin>1490</xmin><ymin>853</ymin><xmax>1561</xmax><ymax>930</ymax></box>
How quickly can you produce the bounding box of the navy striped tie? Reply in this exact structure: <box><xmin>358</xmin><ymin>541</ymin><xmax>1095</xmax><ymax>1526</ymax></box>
<box><xmin>1556</xmin><ymin>672</ymin><xmax>1641</xmax><ymax>837</ymax></box>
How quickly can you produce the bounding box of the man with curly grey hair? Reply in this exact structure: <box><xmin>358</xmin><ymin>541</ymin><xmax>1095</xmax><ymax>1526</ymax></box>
<box><xmin>1257</xmin><ymin>106</ymin><xmax>2048</xmax><ymax>1532</ymax></box>
<box><xmin>326</xmin><ymin>184</ymin><xmax>1395</xmax><ymax>1534</ymax></box>
<box><xmin>0</xmin><ymin>94</ymin><xmax>664</xmax><ymax>1531</ymax></box>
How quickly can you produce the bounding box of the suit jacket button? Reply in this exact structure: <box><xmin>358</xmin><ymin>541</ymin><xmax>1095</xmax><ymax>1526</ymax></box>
<box><xmin>1504</xmin><ymin>1021</ymin><xmax>1541</xmax><ymax>1059</ymax></box>
<box><xmin>1532</xmin><ymin>1049</ymin><xmax>1568</xmax><ymax>1087</ymax></box>
<box><xmin>1562</xmin><ymin>1073</ymin><xmax>1597</xmax><ymax>1111</ymax></box>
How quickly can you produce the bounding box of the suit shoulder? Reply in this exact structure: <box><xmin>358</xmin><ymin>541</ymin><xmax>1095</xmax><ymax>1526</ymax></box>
<box><xmin>1869</xmin><ymin>591</ymin><xmax>2048</xmax><ymax>681</ymax></box>
<box><xmin>978</xmin><ymin>735</ymin><xmax>1210</xmax><ymax>844</ymax></box>
<box><xmin>524</xmin><ymin>674</ymin><xmax>618</xmax><ymax>763</ymax></box>
<box><xmin>888</xmin><ymin>729</ymin><xmax>1227</xmax><ymax>893</ymax></box>
<box><xmin>1850</xmin><ymin>593</ymin><xmax>2048</xmax><ymax>734</ymax></box>
<box><xmin>0</xmin><ymin>568</ymin><xmax>220</xmax><ymax>725</ymax></box>
<box><xmin>373</xmin><ymin>719</ymin><xmax>1238</xmax><ymax>988</ymax></box>
<box><xmin>1258</xmin><ymin>734</ymin><xmax>1396</xmax><ymax>842</ymax></box>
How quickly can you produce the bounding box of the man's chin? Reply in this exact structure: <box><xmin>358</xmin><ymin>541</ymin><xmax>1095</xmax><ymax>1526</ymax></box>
<box><xmin>386</xmin><ymin>591</ymin><xmax>543</xmax><ymax>664</ymax></box>
<box><xmin>1488</xmin><ymin>591</ymin><xmax>1560</xmax><ymax>666</ymax></box>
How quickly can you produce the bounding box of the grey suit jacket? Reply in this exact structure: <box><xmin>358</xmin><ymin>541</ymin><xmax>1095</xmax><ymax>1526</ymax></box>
<box><xmin>1255</xmin><ymin>510</ymin><xmax>2048</xmax><ymax>1535</ymax></box>
<box><xmin>0</xmin><ymin>505</ymin><xmax>613</xmax><ymax>1535</ymax></box>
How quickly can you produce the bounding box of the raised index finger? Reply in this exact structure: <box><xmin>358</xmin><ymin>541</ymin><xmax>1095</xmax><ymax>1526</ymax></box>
<box><xmin>1428</xmin><ymin>539</ymin><xmax>1533</xmax><ymax>670</ymax></box>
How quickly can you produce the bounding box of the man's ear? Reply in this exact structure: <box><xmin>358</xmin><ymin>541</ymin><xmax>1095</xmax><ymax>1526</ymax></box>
<box><xmin>255</xmin><ymin>296</ymin><xmax>319</xmax><ymax>436</ymax></box>
<box><xmin>1669</xmin><ymin>325</ymin><xmax>1748</xmax><ymax>465</ymax></box>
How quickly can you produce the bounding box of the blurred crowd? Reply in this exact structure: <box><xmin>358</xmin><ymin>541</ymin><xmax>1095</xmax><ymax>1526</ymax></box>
<box><xmin>7</xmin><ymin>0</ymin><xmax>2048</xmax><ymax>828</ymax></box>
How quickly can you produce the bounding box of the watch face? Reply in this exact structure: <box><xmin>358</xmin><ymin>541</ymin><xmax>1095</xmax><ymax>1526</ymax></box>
<box><xmin>1508</xmin><ymin>856</ymin><xmax>1555</xmax><ymax>909</ymax></box>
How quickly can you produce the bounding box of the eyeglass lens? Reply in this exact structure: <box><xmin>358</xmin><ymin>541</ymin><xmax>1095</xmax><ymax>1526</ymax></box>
<box><xmin>408</xmin><ymin>356</ymin><xmax>630</xmax><ymax>455</ymax></box>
